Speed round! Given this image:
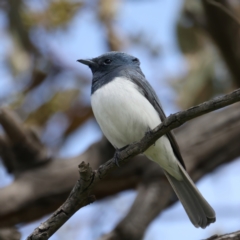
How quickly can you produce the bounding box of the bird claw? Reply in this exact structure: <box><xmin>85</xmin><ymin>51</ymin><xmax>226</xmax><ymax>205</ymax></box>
<box><xmin>145</xmin><ymin>127</ymin><xmax>152</xmax><ymax>137</ymax></box>
<box><xmin>113</xmin><ymin>150</ymin><xmax>120</xmax><ymax>167</ymax></box>
<box><xmin>113</xmin><ymin>145</ymin><xmax>129</xmax><ymax>167</ymax></box>
<box><xmin>145</xmin><ymin>127</ymin><xmax>155</xmax><ymax>146</ymax></box>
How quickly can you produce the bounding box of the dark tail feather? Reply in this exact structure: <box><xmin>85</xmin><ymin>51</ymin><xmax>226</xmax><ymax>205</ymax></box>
<box><xmin>164</xmin><ymin>163</ymin><xmax>216</xmax><ymax>228</ymax></box>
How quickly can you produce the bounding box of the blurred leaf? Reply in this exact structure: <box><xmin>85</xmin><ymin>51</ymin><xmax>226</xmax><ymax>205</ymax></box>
<box><xmin>174</xmin><ymin>0</ymin><xmax>233</xmax><ymax>109</ymax></box>
<box><xmin>176</xmin><ymin>20</ymin><xmax>203</xmax><ymax>54</ymax></box>
<box><xmin>98</xmin><ymin>0</ymin><xmax>122</xmax><ymax>51</ymax></box>
<box><xmin>184</xmin><ymin>0</ymin><xmax>204</xmax><ymax>12</ymax></box>
<box><xmin>8</xmin><ymin>39</ymin><xmax>32</xmax><ymax>75</ymax></box>
<box><xmin>8</xmin><ymin>0</ymin><xmax>35</xmax><ymax>53</ymax></box>
<box><xmin>23</xmin><ymin>70</ymin><xmax>47</xmax><ymax>94</ymax></box>
<box><xmin>173</xmin><ymin>48</ymin><xmax>215</xmax><ymax>109</ymax></box>
<box><xmin>129</xmin><ymin>32</ymin><xmax>162</xmax><ymax>57</ymax></box>
<box><xmin>23</xmin><ymin>0</ymin><xmax>83</xmax><ymax>30</ymax></box>
<box><xmin>63</xmin><ymin>104</ymin><xmax>93</xmax><ymax>137</ymax></box>
<box><xmin>25</xmin><ymin>89</ymin><xmax>79</xmax><ymax>126</ymax></box>
<box><xmin>176</xmin><ymin>0</ymin><xmax>205</xmax><ymax>54</ymax></box>
<box><xmin>98</xmin><ymin>0</ymin><xmax>119</xmax><ymax>22</ymax></box>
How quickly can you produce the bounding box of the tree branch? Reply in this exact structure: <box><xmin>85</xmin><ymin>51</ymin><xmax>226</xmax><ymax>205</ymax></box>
<box><xmin>1</xmin><ymin>102</ymin><xmax>239</xmax><ymax>228</ymax></box>
<box><xmin>27</xmin><ymin>88</ymin><xmax>240</xmax><ymax>239</ymax></box>
<box><xmin>205</xmin><ymin>230</ymin><xmax>240</xmax><ymax>240</ymax></box>
<box><xmin>99</xmin><ymin>103</ymin><xmax>240</xmax><ymax>240</ymax></box>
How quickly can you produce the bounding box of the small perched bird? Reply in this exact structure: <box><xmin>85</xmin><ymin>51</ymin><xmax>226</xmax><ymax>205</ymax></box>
<box><xmin>78</xmin><ymin>52</ymin><xmax>216</xmax><ymax>228</ymax></box>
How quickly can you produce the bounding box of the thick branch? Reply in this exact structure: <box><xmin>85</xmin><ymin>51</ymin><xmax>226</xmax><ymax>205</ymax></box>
<box><xmin>28</xmin><ymin>162</ymin><xmax>96</xmax><ymax>240</ymax></box>
<box><xmin>27</xmin><ymin>88</ymin><xmax>240</xmax><ymax>239</ymax></box>
<box><xmin>1</xmin><ymin>102</ymin><xmax>238</xmax><ymax>229</ymax></box>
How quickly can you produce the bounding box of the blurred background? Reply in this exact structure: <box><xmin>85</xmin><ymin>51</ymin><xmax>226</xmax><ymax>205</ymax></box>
<box><xmin>0</xmin><ymin>0</ymin><xmax>240</xmax><ymax>239</ymax></box>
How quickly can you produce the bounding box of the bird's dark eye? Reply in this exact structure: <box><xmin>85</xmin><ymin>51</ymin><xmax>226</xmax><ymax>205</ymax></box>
<box><xmin>132</xmin><ymin>58</ymin><xmax>139</xmax><ymax>63</ymax></box>
<box><xmin>103</xmin><ymin>59</ymin><xmax>112</xmax><ymax>65</ymax></box>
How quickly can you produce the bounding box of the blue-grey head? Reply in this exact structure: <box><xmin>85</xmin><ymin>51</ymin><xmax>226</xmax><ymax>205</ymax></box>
<box><xmin>78</xmin><ymin>51</ymin><xmax>140</xmax><ymax>75</ymax></box>
<box><xmin>77</xmin><ymin>51</ymin><xmax>142</xmax><ymax>93</ymax></box>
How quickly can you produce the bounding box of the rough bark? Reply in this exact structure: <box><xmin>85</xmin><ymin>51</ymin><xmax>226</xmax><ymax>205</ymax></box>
<box><xmin>99</xmin><ymin>102</ymin><xmax>240</xmax><ymax>240</ymax></box>
<box><xmin>25</xmin><ymin>89</ymin><xmax>240</xmax><ymax>239</ymax></box>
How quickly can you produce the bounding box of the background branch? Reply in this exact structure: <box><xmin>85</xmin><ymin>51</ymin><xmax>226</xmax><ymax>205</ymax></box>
<box><xmin>0</xmin><ymin>227</ymin><xmax>21</xmax><ymax>240</ymax></box>
<box><xmin>206</xmin><ymin>0</ymin><xmax>240</xmax><ymax>26</ymax></box>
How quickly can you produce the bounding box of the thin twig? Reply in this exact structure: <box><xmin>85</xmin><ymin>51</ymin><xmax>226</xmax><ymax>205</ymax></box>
<box><xmin>27</xmin><ymin>88</ymin><xmax>240</xmax><ymax>240</ymax></box>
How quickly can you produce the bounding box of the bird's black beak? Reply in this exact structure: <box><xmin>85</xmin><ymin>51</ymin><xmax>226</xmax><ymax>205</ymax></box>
<box><xmin>77</xmin><ymin>59</ymin><xmax>97</xmax><ymax>67</ymax></box>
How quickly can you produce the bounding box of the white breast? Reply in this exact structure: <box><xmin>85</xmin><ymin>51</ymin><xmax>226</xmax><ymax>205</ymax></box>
<box><xmin>91</xmin><ymin>77</ymin><xmax>161</xmax><ymax>148</ymax></box>
<box><xmin>91</xmin><ymin>76</ymin><xmax>181</xmax><ymax>178</ymax></box>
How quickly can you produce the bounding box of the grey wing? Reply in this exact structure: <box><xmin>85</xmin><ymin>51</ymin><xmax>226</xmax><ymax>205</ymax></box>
<box><xmin>127</xmin><ymin>69</ymin><xmax>186</xmax><ymax>169</ymax></box>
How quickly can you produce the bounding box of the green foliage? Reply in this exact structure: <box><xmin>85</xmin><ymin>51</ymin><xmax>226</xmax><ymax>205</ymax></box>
<box><xmin>25</xmin><ymin>89</ymin><xmax>79</xmax><ymax>126</ymax></box>
<box><xmin>22</xmin><ymin>0</ymin><xmax>83</xmax><ymax>30</ymax></box>
<box><xmin>1</xmin><ymin>0</ymin><xmax>90</xmax><ymax>147</ymax></box>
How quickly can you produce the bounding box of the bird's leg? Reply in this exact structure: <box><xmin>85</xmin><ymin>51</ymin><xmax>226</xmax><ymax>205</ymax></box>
<box><xmin>113</xmin><ymin>145</ymin><xmax>129</xmax><ymax>167</ymax></box>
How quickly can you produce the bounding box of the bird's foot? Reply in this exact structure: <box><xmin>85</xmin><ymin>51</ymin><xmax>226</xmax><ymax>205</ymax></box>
<box><xmin>145</xmin><ymin>127</ymin><xmax>155</xmax><ymax>143</ymax></box>
<box><xmin>145</xmin><ymin>127</ymin><xmax>152</xmax><ymax>137</ymax></box>
<box><xmin>113</xmin><ymin>145</ymin><xmax>129</xmax><ymax>167</ymax></box>
<box><xmin>145</xmin><ymin>127</ymin><xmax>155</xmax><ymax>145</ymax></box>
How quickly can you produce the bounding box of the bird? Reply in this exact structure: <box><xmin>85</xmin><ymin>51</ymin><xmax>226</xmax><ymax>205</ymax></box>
<box><xmin>77</xmin><ymin>51</ymin><xmax>216</xmax><ymax>228</ymax></box>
